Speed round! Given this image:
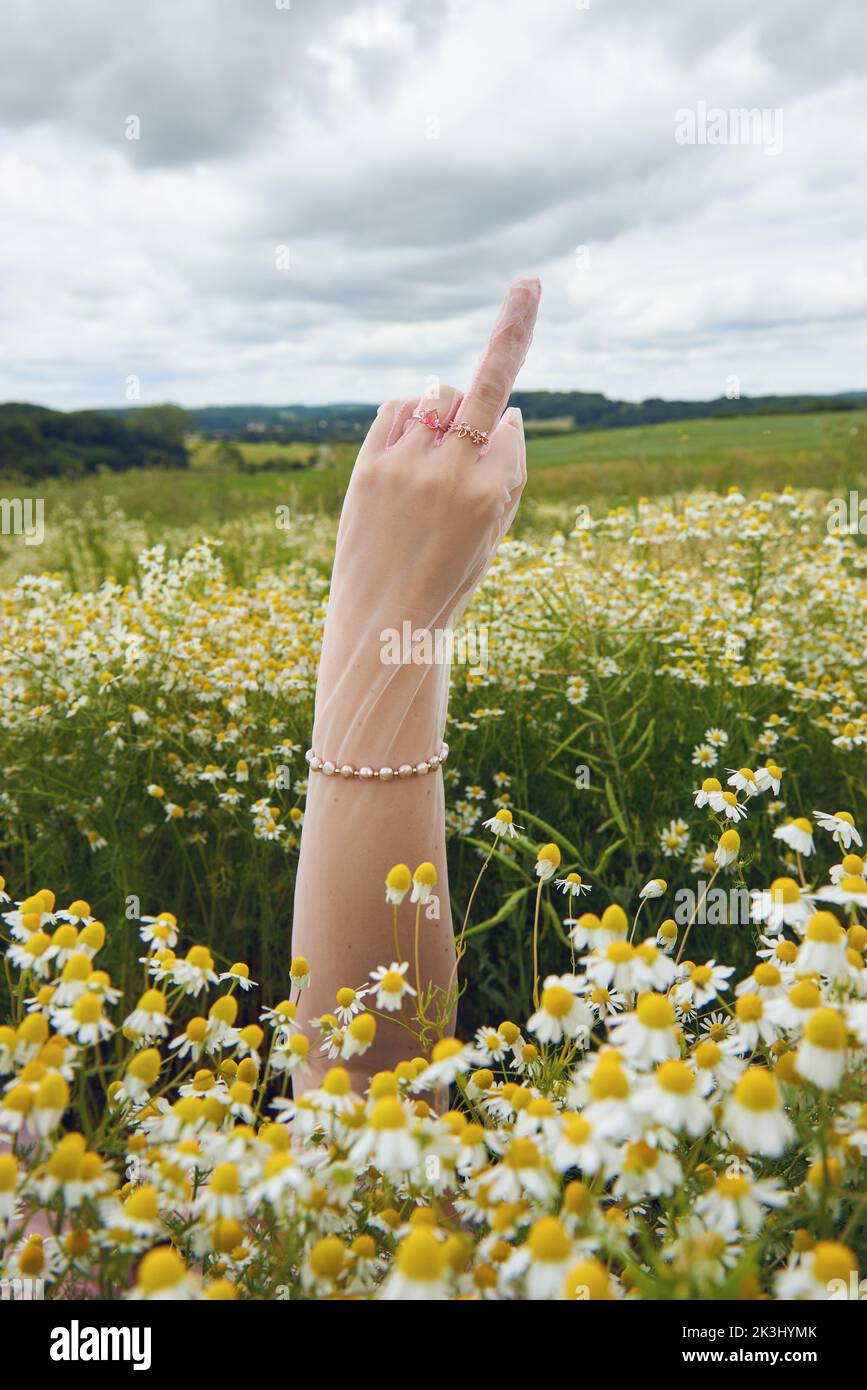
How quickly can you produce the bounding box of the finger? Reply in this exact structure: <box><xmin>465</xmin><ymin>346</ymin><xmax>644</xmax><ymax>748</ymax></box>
<box><xmin>456</xmin><ymin>276</ymin><xmax>541</xmax><ymax>439</ymax></box>
<box><xmin>400</xmin><ymin>384</ymin><xmax>461</xmax><ymax>445</ymax></box>
<box><xmin>358</xmin><ymin>397</ymin><xmax>418</xmax><ymax>457</ymax></box>
<box><xmin>486</xmin><ymin>405</ymin><xmax>527</xmax><ymax>503</ymax></box>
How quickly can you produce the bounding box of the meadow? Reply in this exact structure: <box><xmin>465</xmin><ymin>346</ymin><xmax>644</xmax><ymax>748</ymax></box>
<box><xmin>1</xmin><ymin>408</ymin><xmax>867</xmax><ymax>1299</ymax></box>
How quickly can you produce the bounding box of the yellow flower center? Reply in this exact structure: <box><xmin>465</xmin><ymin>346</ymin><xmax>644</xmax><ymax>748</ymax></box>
<box><xmin>656</xmin><ymin>1060</ymin><xmax>695</xmax><ymax>1094</ymax></box>
<box><xmin>396</xmin><ymin>1229</ymin><xmax>444</xmax><ymax>1282</ymax></box>
<box><xmin>736</xmin><ymin>993</ymin><xmax>763</xmax><ymax>1022</ymax></box>
<box><xmin>812</xmin><ymin>1241</ymin><xmax>856</xmax><ymax>1284</ymax></box>
<box><xmin>803</xmin><ymin>1008</ymin><xmax>846</xmax><ymax>1051</ymax></box>
<box><xmin>528</xmin><ymin>1216</ymin><xmax>570</xmax><ymax>1263</ymax></box>
<box><xmin>369</xmin><ymin>1098</ymin><xmax>406</xmax><ymax>1131</ymax></box>
<box><xmin>541</xmin><ymin>986</ymin><xmax>574</xmax><ymax>1019</ymax></box>
<box><xmin>770</xmin><ymin>877</ymin><xmax>800</xmax><ymax>904</ymax></box>
<box><xmin>137</xmin><ymin>1246</ymin><xmax>186</xmax><ymax>1293</ymax></box>
<box><xmin>806</xmin><ymin>912</ymin><xmax>844</xmax><ymax>944</ymax></box>
<box><xmin>733</xmin><ymin>1067</ymin><xmax>780</xmax><ymax>1112</ymax></box>
<box><xmin>636</xmin><ymin>993</ymin><xmax>674</xmax><ymax>1030</ymax></box>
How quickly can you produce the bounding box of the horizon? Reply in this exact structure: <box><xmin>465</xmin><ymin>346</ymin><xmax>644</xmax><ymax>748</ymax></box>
<box><xmin>6</xmin><ymin>383</ymin><xmax>867</xmax><ymax>417</ymax></box>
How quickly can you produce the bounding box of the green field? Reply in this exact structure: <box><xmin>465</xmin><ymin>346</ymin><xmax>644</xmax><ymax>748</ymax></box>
<box><xmin>12</xmin><ymin>407</ymin><xmax>867</xmax><ymax>522</ymax></box>
<box><xmin>1</xmin><ymin>408</ymin><xmax>863</xmax><ymax>590</ymax></box>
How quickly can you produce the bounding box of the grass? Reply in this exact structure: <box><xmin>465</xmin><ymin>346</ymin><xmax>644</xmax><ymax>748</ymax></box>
<box><xmin>9</xmin><ymin>408</ymin><xmax>864</xmax><ymax>531</ymax></box>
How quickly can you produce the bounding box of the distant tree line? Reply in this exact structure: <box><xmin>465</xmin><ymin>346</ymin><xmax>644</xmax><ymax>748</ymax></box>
<box><xmin>1</xmin><ymin>390</ymin><xmax>864</xmax><ymax>478</ymax></box>
<box><xmin>184</xmin><ymin>391</ymin><xmax>864</xmax><ymax>443</ymax></box>
<box><xmin>507</xmin><ymin>390</ymin><xmax>863</xmax><ymax>432</ymax></box>
<box><xmin>0</xmin><ymin>404</ymin><xmax>190</xmax><ymax>479</ymax></box>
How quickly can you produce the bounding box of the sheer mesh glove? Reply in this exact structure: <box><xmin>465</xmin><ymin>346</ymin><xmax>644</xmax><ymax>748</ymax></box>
<box><xmin>310</xmin><ymin>276</ymin><xmax>541</xmax><ymax>773</ymax></box>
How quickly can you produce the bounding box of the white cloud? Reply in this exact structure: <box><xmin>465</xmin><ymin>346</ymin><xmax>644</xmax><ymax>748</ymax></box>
<box><xmin>1</xmin><ymin>0</ymin><xmax>865</xmax><ymax>408</ymax></box>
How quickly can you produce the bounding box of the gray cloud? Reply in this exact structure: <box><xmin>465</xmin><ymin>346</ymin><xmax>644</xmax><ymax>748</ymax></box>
<box><xmin>0</xmin><ymin>0</ymin><xmax>865</xmax><ymax>408</ymax></box>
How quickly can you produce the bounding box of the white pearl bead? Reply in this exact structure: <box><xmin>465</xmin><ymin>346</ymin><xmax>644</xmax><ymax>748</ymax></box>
<box><xmin>322</xmin><ymin>760</ymin><xmax>335</xmax><ymax>776</ymax></box>
<box><xmin>441</xmin><ymin>743</ymin><xmax>449</xmax><ymax>759</ymax></box>
<box><xmin>398</xmin><ymin>764</ymin><xmax>412</xmax><ymax>778</ymax></box>
<box><xmin>310</xmin><ymin>756</ymin><xmax>323</xmax><ymax>771</ymax></box>
<box><xmin>359</xmin><ymin>766</ymin><xmax>373</xmax><ymax>779</ymax></box>
<box><xmin>416</xmin><ymin>761</ymin><xmax>429</xmax><ymax>776</ymax></box>
<box><xmin>379</xmin><ymin>767</ymin><xmax>394</xmax><ymax>781</ymax></box>
<box><xmin>340</xmin><ymin>764</ymin><xmax>354</xmax><ymax>778</ymax></box>
<box><xmin>305</xmin><ymin>749</ymin><xmax>314</xmax><ymax>764</ymax></box>
<box><xmin>428</xmin><ymin>754</ymin><xmax>439</xmax><ymax>769</ymax></box>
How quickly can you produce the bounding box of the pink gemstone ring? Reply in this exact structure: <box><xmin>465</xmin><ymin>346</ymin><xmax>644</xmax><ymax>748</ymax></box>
<box><xmin>412</xmin><ymin>406</ymin><xmax>443</xmax><ymax>431</ymax></box>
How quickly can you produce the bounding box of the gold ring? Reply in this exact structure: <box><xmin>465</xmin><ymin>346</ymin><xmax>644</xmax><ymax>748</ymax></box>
<box><xmin>447</xmin><ymin>420</ymin><xmax>489</xmax><ymax>448</ymax></box>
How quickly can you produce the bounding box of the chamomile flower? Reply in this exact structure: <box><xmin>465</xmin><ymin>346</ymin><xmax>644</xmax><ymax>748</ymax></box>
<box><xmin>813</xmin><ymin>811</ymin><xmax>862</xmax><ymax>850</ymax></box>
<box><xmin>289</xmin><ymin>957</ymin><xmax>310</xmax><ymax>991</ymax></box>
<box><xmin>755</xmin><ymin>762</ymin><xmax>783</xmax><ymax>794</ymax></box>
<box><xmin>797</xmin><ymin>912</ymin><xmax>847</xmax><ymax>978</ymax></box>
<box><xmin>773</xmin><ymin>818</ymin><xmax>815</xmax><ymax>856</ymax></box>
<box><xmin>349</xmin><ymin>1098</ymin><xmax>421</xmax><ymax>1175</ymax></box>
<box><xmin>368</xmin><ymin>962</ymin><xmax>417</xmax><ymax>1012</ymax></box>
<box><xmin>696</xmin><ymin>1171</ymin><xmax>788</xmax><ymax>1237</ymax></box>
<box><xmin>341</xmin><ymin>1013</ymin><xmax>377</xmax><ymax>1059</ymax></box>
<box><xmin>775</xmin><ymin>1241</ymin><xmax>857</xmax><ymax>1300</ymax></box>
<box><xmin>586</xmin><ymin>941</ymin><xmax>641</xmax><ymax>994</ymax></box>
<box><xmin>482</xmin><ymin>808</ymin><xmax>522</xmax><ymax>839</ymax></box>
<box><xmin>731</xmin><ymin>994</ymin><xmax>781</xmax><ymax>1053</ymax></box>
<box><xmin>138</xmin><ymin>912</ymin><xmax>180</xmax><ymax>949</ymax></box>
<box><xmin>411</xmin><ymin>862</ymin><xmax>438</xmax><ymax>904</ymax></box>
<box><xmin>130</xmin><ymin>1246</ymin><xmax>202</xmax><ymax>1301</ymax></box>
<box><xmin>171</xmin><ymin>946</ymin><xmax>220</xmax><ymax>997</ymax></box>
<box><xmin>691</xmin><ymin>1037</ymin><xmax>744</xmax><ymax>1095</ymax></box>
<box><xmin>507</xmin><ymin>1215</ymin><xmax>575</xmax><ymax>1300</ymax></box>
<box><xmin>609</xmin><ymin>993</ymin><xmax>679</xmax><ymax>1064</ymax></box>
<box><xmin>414</xmin><ymin>1038</ymin><xmax>478</xmax><ymax>1088</ymax></box>
<box><xmin>714</xmin><ymin>830</ymin><xmax>741</xmax><ymax>867</ymax></box>
<box><xmin>551</xmin><ymin>1112</ymin><xmax>611</xmax><ymax>1175</ymax></box>
<box><xmin>633</xmin><ymin>1060</ymin><xmax>712</xmax><ymax>1136</ymax></box>
<box><xmin>694</xmin><ymin>776</ymin><xmax>722</xmax><ymax>808</ymax></box>
<box><xmin>535</xmin><ymin>844</ymin><xmax>562</xmax><ymax>882</ymax></box>
<box><xmin>554</xmin><ymin>872</ymin><xmax>591</xmax><ymax>898</ymax></box>
<box><xmin>815</xmin><ymin>875</ymin><xmax>867</xmax><ymax>910</ymax></box>
<box><xmin>640</xmin><ymin>878</ymin><xmax>667</xmax><ymax>900</ymax></box>
<box><xmin>528</xmin><ymin>979</ymin><xmax>592</xmax><ymax>1044</ymax></box>
<box><xmin>726</xmin><ymin>767</ymin><xmax>761</xmax><ymax>798</ymax></box>
<box><xmin>750</xmin><ymin>877</ymin><xmax>813</xmax><ymax>933</ymax></box>
<box><xmin>612</xmin><ymin>1139</ymin><xmax>682</xmax><ymax>1201</ymax></box>
<box><xmin>380</xmin><ymin>1229</ymin><xmax>448</xmax><ymax>1301</ymax></box>
<box><xmin>673</xmin><ymin>960</ymin><xmax>733</xmax><ymax>1010</ymax></box>
<box><xmin>724</xmin><ymin>1067</ymin><xmax>794</xmax><ymax>1156</ymax></box>
<box><xmin>795</xmin><ymin>1008</ymin><xmax>848</xmax><ymax>1090</ymax></box>
<box><xmin>384</xmin><ymin>864</ymin><xmax>411</xmax><ymax>905</ymax></box>
<box><xmin>716</xmin><ymin>793</ymin><xmax>748</xmax><ymax>823</ymax></box>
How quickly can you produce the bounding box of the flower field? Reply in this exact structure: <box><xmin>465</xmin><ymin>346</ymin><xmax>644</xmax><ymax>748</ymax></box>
<box><xmin>2</xmin><ymin>482</ymin><xmax>867</xmax><ymax>1299</ymax></box>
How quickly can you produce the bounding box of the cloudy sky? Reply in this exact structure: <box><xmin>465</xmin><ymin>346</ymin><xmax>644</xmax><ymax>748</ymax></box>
<box><xmin>1</xmin><ymin>0</ymin><xmax>865</xmax><ymax>410</ymax></box>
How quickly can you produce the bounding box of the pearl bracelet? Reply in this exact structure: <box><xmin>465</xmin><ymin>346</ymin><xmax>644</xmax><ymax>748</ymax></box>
<box><xmin>305</xmin><ymin>742</ymin><xmax>449</xmax><ymax>782</ymax></box>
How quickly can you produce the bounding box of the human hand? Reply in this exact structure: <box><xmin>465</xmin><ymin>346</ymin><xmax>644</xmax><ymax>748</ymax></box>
<box><xmin>311</xmin><ymin>276</ymin><xmax>541</xmax><ymax>773</ymax></box>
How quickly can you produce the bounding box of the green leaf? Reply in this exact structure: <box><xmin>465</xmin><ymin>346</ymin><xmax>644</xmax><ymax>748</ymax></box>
<box><xmin>464</xmin><ymin>885</ymin><xmax>535</xmax><ymax>939</ymax></box>
<box><xmin>604</xmin><ymin>777</ymin><xmax>629</xmax><ymax>836</ymax></box>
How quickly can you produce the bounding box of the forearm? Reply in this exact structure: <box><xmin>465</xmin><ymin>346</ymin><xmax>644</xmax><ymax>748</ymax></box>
<box><xmin>291</xmin><ymin>763</ymin><xmax>455</xmax><ymax>1088</ymax></box>
<box><xmin>288</xmin><ymin>276</ymin><xmax>539</xmax><ymax>1088</ymax></box>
